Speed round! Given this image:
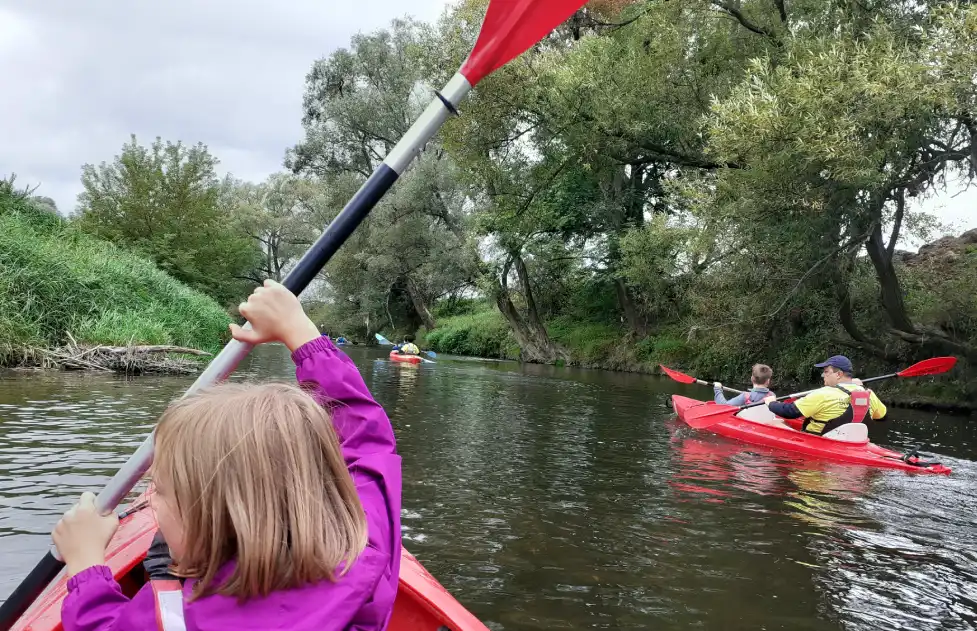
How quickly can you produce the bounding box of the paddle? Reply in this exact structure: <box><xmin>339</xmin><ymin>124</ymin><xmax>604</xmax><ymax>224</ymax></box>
<box><xmin>0</xmin><ymin>3</ymin><xmax>589</xmax><ymax>627</ymax></box>
<box><xmin>660</xmin><ymin>365</ymin><xmax>745</xmax><ymax>395</ymax></box>
<box><xmin>683</xmin><ymin>356</ymin><xmax>958</xmax><ymax>430</ymax></box>
<box><xmin>375</xmin><ymin>332</ymin><xmax>437</xmax><ymax>359</ymax></box>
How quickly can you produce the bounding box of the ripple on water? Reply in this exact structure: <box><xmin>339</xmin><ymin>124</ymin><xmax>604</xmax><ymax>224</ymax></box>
<box><xmin>2</xmin><ymin>349</ymin><xmax>976</xmax><ymax>631</ymax></box>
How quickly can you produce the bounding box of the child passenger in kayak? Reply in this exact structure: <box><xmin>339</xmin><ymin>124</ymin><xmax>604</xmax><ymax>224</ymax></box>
<box><xmin>51</xmin><ymin>280</ymin><xmax>402</xmax><ymax>631</ymax></box>
<box><xmin>713</xmin><ymin>364</ymin><xmax>775</xmax><ymax>405</ymax></box>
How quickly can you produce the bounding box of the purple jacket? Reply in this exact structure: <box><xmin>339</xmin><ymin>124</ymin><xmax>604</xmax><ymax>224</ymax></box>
<box><xmin>62</xmin><ymin>337</ymin><xmax>403</xmax><ymax>631</ymax></box>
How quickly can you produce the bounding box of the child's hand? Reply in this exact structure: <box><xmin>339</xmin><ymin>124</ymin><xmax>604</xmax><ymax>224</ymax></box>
<box><xmin>763</xmin><ymin>395</ymin><xmax>776</xmax><ymax>405</ymax></box>
<box><xmin>53</xmin><ymin>492</ymin><xmax>119</xmax><ymax>577</ymax></box>
<box><xmin>231</xmin><ymin>279</ymin><xmax>321</xmax><ymax>352</ymax></box>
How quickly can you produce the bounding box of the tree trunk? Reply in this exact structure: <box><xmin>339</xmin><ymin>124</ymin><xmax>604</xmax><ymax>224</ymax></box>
<box><xmin>602</xmin><ymin>165</ymin><xmax>650</xmax><ymax>336</ymax></box>
<box><xmin>863</xmin><ymin>205</ymin><xmax>977</xmax><ymax>362</ymax></box>
<box><xmin>491</xmin><ymin>254</ymin><xmax>568</xmax><ymax>363</ymax></box>
<box><xmin>614</xmin><ymin>278</ymin><xmax>648</xmax><ymax>336</ymax></box>
<box><xmin>405</xmin><ymin>275</ymin><xmax>436</xmax><ymax>330</ymax></box>
<box><xmin>512</xmin><ymin>253</ymin><xmax>553</xmax><ymax>346</ymax></box>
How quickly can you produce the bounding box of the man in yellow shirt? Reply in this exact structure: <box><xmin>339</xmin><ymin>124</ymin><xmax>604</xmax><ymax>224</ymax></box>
<box><xmin>396</xmin><ymin>335</ymin><xmax>421</xmax><ymax>356</ymax></box>
<box><xmin>763</xmin><ymin>355</ymin><xmax>888</xmax><ymax>435</ymax></box>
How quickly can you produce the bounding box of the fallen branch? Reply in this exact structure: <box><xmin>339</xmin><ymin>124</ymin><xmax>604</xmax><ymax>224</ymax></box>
<box><xmin>35</xmin><ymin>341</ymin><xmax>212</xmax><ymax>375</ymax></box>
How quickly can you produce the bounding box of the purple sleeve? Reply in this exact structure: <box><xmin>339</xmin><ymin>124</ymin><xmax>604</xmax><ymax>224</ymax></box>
<box><xmin>62</xmin><ymin>566</ymin><xmax>157</xmax><ymax>631</ymax></box>
<box><xmin>291</xmin><ymin>336</ymin><xmax>402</xmax><ymax>615</ymax></box>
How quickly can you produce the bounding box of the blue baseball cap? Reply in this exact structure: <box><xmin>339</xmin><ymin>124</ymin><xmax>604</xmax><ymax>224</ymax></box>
<box><xmin>815</xmin><ymin>355</ymin><xmax>853</xmax><ymax>374</ymax></box>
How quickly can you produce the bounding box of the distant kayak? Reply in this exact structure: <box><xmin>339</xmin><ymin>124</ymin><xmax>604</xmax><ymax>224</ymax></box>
<box><xmin>390</xmin><ymin>351</ymin><xmax>422</xmax><ymax>364</ymax></box>
<box><xmin>671</xmin><ymin>395</ymin><xmax>950</xmax><ymax>474</ymax></box>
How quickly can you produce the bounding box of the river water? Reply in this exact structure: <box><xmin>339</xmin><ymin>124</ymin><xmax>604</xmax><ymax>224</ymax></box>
<box><xmin>1</xmin><ymin>344</ymin><xmax>975</xmax><ymax>630</ymax></box>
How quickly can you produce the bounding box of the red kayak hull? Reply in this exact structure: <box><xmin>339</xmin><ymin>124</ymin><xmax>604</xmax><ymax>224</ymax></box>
<box><xmin>11</xmin><ymin>494</ymin><xmax>489</xmax><ymax>631</ymax></box>
<box><xmin>671</xmin><ymin>395</ymin><xmax>950</xmax><ymax>474</ymax></box>
<box><xmin>390</xmin><ymin>351</ymin><xmax>422</xmax><ymax>365</ymax></box>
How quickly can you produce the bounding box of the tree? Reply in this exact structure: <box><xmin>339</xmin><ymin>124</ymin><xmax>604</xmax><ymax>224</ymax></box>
<box><xmin>76</xmin><ymin>135</ymin><xmax>259</xmax><ymax>307</ymax></box>
<box><xmin>229</xmin><ymin>173</ymin><xmax>321</xmax><ymax>283</ymax></box>
<box><xmin>699</xmin><ymin>3</ymin><xmax>977</xmax><ymax>363</ymax></box>
<box><xmin>289</xmin><ymin>18</ymin><xmax>475</xmax><ymax>337</ymax></box>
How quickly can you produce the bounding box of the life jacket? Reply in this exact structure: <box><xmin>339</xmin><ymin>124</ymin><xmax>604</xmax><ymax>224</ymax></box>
<box><xmin>840</xmin><ymin>385</ymin><xmax>872</xmax><ymax>424</ymax></box>
<box><xmin>151</xmin><ymin>579</ymin><xmax>186</xmax><ymax>631</ymax></box>
<box><xmin>802</xmin><ymin>385</ymin><xmax>871</xmax><ymax>435</ymax></box>
<box><xmin>744</xmin><ymin>388</ymin><xmax>772</xmax><ymax>404</ymax></box>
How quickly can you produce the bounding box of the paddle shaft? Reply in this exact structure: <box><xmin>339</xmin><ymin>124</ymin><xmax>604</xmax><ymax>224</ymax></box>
<box><xmin>0</xmin><ymin>73</ymin><xmax>472</xmax><ymax>631</ymax></box>
<box><xmin>737</xmin><ymin>371</ymin><xmax>900</xmax><ymax>411</ymax></box>
<box><xmin>698</xmin><ymin>380</ymin><xmax>744</xmax><ymax>395</ymax></box>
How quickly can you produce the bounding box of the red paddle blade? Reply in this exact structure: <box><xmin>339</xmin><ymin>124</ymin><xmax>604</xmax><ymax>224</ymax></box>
<box><xmin>897</xmin><ymin>356</ymin><xmax>957</xmax><ymax>378</ymax></box>
<box><xmin>660</xmin><ymin>365</ymin><xmax>697</xmax><ymax>385</ymax></box>
<box><xmin>682</xmin><ymin>404</ymin><xmax>736</xmax><ymax>429</ymax></box>
<box><xmin>461</xmin><ymin>0</ymin><xmax>589</xmax><ymax>85</ymax></box>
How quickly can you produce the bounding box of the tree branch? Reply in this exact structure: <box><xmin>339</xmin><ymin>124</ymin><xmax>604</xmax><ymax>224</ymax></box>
<box><xmin>710</xmin><ymin>1</ymin><xmax>776</xmax><ymax>38</ymax></box>
<box><xmin>687</xmin><ymin>230</ymin><xmax>871</xmax><ymax>338</ymax></box>
<box><xmin>773</xmin><ymin>0</ymin><xmax>788</xmax><ymax>24</ymax></box>
<box><xmin>886</xmin><ymin>189</ymin><xmax>905</xmax><ymax>261</ymax></box>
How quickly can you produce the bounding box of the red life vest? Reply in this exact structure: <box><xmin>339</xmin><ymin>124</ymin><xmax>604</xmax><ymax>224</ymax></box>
<box><xmin>837</xmin><ymin>385</ymin><xmax>871</xmax><ymax>424</ymax></box>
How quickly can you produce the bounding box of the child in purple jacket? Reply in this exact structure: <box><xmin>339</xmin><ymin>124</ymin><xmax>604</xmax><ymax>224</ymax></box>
<box><xmin>52</xmin><ymin>280</ymin><xmax>403</xmax><ymax>631</ymax></box>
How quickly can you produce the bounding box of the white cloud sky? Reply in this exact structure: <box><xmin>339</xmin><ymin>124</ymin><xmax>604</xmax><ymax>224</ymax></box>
<box><xmin>0</xmin><ymin>0</ymin><xmax>973</xmax><ymax>246</ymax></box>
<box><xmin>0</xmin><ymin>0</ymin><xmax>452</xmax><ymax>214</ymax></box>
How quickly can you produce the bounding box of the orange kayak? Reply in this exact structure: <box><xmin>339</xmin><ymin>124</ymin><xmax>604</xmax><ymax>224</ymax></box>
<box><xmin>11</xmin><ymin>494</ymin><xmax>489</xmax><ymax>631</ymax></box>
<box><xmin>390</xmin><ymin>351</ymin><xmax>422</xmax><ymax>364</ymax></box>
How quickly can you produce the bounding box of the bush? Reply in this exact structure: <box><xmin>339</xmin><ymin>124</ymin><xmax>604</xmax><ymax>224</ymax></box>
<box><xmin>0</xmin><ymin>186</ymin><xmax>230</xmax><ymax>365</ymax></box>
<box><xmin>421</xmin><ymin>308</ymin><xmax>517</xmax><ymax>358</ymax></box>
<box><xmin>548</xmin><ymin>316</ymin><xmax>622</xmax><ymax>364</ymax></box>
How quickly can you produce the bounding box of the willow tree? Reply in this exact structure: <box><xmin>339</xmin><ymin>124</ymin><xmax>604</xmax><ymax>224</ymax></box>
<box><xmin>288</xmin><ymin>18</ymin><xmax>474</xmax><ymax>336</ymax></box>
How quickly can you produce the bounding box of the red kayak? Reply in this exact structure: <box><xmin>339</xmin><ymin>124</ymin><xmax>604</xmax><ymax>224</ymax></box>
<box><xmin>11</xmin><ymin>494</ymin><xmax>490</xmax><ymax>631</ymax></box>
<box><xmin>390</xmin><ymin>351</ymin><xmax>422</xmax><ymax>365</ymax></box>
<box><xmin>671</xmin><ymin>395</ymin><xmax>951</xmax><ymax>474</ymax></box>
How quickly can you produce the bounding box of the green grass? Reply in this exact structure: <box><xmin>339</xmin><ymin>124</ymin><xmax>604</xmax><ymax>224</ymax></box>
<box><xmin>420</xmin><ymin>307</ymin><xmax>519</xmax><ymax>359</ymax></box>
<box><xmin>547</xmin><ymin>316</ymin><xmax>623</xmax><ymax>364</ymax></box>
<box><xmin>0</xmin><ymin>186</ymin><xmax>230</xmax><ymax>365</ymax></box>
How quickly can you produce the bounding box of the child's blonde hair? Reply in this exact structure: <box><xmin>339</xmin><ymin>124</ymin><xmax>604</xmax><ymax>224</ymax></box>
<box><xmin>152</xmin><ymin>382</ymin><xmax>368</xmax><ymax>600</ymax></box>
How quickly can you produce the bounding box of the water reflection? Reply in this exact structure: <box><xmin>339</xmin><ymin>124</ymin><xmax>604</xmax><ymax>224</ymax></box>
<box><xmin>0</xmin><ymin>346</ymin><xmax>974</xmax><ymax>631</ymax></box>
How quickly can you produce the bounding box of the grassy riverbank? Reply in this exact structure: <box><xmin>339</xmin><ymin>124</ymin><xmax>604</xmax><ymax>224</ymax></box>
<box><xmin>0</xmin><ymin>184</ymin><xmax>230</xmax><ymax>366</ymax></box>
<box><xmin>417</xmin><ymin>303</ymin><xmax>975</xmax><ymax>414</ymax></box>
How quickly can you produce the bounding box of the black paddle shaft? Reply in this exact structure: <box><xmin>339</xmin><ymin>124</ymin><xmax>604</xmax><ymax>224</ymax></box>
<box><xmin>0</xmin><ymin>552</ymin><xmax>64</xmax><ymax>627</ymax></box>
<box><xmin>737</xmin><ymin>371</ymin><xmax>899</xmax><ymax>412</ymax></box>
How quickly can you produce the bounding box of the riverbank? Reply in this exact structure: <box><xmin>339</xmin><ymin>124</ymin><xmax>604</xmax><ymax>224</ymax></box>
<box><xmin>417</xmin><ymin>306</ymin><xmax>976</xmax><ymax>416</ymax></box>
<box><xmin>0</xmin><ymin>183</ymin><xmax>230</xmax><ymax>368</ymax></box>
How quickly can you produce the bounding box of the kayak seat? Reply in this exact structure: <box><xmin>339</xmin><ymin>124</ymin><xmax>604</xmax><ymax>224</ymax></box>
<box><xmin>821</xmin><ymin>423</ymin><xmax>869</xmax><ymax>443</ymax></box>
<box><xmin>734</xmin><ymin>405</ymin><xmax>783</xmax><ymax>425</ymax></box>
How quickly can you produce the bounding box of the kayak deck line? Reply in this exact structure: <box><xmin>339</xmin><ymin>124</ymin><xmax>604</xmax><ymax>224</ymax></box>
<box><xmin>671</xmin><ymin>395</ymin><xmax>951</xmax><ymax>475</ymax></box>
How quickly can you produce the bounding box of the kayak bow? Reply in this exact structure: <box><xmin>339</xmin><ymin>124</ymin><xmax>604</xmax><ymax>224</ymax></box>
<box><xmin>390</xmin><ymin>351</ymin><xmax>422</xmax><ymax>365</ymax></box>
<box><xmin>671</xmin><ymin>395</ymin><xmax>951</xmax><ymax>474</ymax></box>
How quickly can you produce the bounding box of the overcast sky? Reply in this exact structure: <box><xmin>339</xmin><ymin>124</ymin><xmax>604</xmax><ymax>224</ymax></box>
<box><xmin>0</xmin><ymin>0</ymin><xmax>452</xmax><ymax>214</ymax></box>
<box><xmin>0</xmin><ymin>0</ymin><xmax>972</xmax><ymax>244</ymax></box>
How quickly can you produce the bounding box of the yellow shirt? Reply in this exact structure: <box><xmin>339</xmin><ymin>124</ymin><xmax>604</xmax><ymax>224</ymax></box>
<box><xmin>399</xmin><ymin>342</ymin><xmax>420</xmax><ymax>355</ymax></box>
<box><xmin>794</xmin><ymin>384</ymin><xmax>887</xmax><ymax>433</ymax></box>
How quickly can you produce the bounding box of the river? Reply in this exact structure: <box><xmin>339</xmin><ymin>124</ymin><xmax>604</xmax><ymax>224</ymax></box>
<box><xmin>1</xmin><ymin>344</ymin><xmax>975</xmax><ymax>630</ymax></box>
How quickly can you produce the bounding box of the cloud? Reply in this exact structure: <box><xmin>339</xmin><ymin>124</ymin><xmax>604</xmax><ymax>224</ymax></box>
<box><xmin>0</xmin><ymin>0</ymin><xmax>452</xmax><ymax>213</ymax></box>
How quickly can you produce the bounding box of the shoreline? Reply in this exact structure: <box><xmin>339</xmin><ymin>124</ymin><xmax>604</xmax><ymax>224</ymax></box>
<box><xmin>4</xmin><ymin>342</ymin><xmax>972</xmax><ymax>416</ymax></box>
<box><xmin>451</xmin><ymin>351</ymin><xmax>977</xmax><ymax>417</ymax></box>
